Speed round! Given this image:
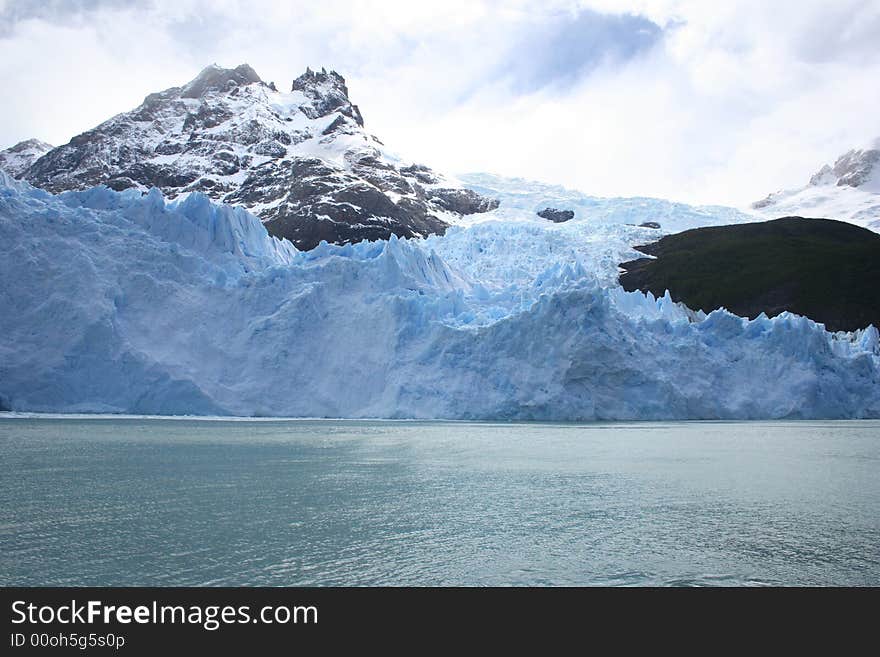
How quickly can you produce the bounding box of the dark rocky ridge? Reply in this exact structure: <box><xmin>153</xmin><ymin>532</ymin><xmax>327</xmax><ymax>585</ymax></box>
<box><xmin>16</xmin><ymin>64</ymin><xmax>498</xmax><ymax>250</ymax></box>
<box><xmin>619</xmin><ymin>216</ymin><xmax>880</xmax><ymax>332</ymax></box>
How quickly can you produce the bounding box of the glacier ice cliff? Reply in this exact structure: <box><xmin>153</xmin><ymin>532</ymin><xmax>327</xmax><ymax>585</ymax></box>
<box><xmin>0</xmin><ymin>172</ymin><xmax>878</xmax><ymax>419</ymax></box>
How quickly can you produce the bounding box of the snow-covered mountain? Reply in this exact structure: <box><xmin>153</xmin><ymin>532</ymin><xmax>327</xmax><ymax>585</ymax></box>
<box><xmin>0</xmin><ymin>139</ymin><xmax>53</xmax><ymax>177</ymax></box>
<box><xmin>13</xmin><ymin>64</ymin><xmax>497</xmax><ymax>250</ymax></box>
<box><xmin>1</xmin><ymin>171</ymin><xmax>877</xmax><ymax>419</ymax></box>
<box><xmin>752</xmin><ymin>139</ymin><xmax>880</xmax><ymax>231</ymax></box>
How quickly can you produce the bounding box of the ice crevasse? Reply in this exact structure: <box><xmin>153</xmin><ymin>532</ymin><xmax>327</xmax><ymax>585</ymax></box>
<box><xmin>0</xmin><ymin>171</ymin><xmax>878</xmax><ymax>419</ymax></box>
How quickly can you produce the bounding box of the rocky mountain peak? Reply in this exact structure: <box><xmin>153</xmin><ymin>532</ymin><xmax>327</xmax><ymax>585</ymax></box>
<box><xmin>809</xmin><ymin>146</ymin><xmax>880</xmax><ymax>189</ymax></box>
<box><xmin>12</xmin><ymin>64</ymin><xmax>498</xmax><ymax>250</ymax></box>
<box><xmin>806</xmin><ymin>138</ymin><xmax>880</xmax><ymax>189</ymax></box>
<box><xmin>7</xmin><ymin>138</ymin><xmax>53</xmax><ymax>151</ymax></box>
<box><xmin>292</xmin><ymin>66</ymin><xmax>346</xmax><ymax>94</ymax></box>
<box><xmin>292</xmin><ymin>67</ymin><xmax>363</xmax><ymax>127</ymax></box>
<box><xmin>181</xmin><ymin>63</ymin><xmax>263</xmax><ymax>99</ymax></box>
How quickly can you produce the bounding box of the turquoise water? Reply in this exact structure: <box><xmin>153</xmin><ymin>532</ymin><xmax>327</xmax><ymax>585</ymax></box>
<box><xmin>0</xmin><ymin>417</ymin><xmax>878</xmax><ymax>586</ymax></box>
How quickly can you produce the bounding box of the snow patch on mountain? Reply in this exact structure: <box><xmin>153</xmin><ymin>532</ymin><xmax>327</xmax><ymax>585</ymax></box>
<box><xmin>1</xmin><ymin>174</ymin><xmax>876</xmax><ymax>419</ymax></box>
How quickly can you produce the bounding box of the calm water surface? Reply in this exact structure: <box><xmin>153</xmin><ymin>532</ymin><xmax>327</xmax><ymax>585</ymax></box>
<box><xmin>0</xmin><ymin>417</ymin><xmax>878</xmax><ymax>586</ymax></box>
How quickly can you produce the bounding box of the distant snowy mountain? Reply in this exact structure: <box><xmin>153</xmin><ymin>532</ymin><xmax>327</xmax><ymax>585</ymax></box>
<box><xmin>752</xmin><ymin>139</ymin><xmax>880</xmax><ymax>231</ymax></box>
<box><xmin>0</xmin><ymin>139</ymin><xmax>53</xmax><ymax>177</ymax></box>
<box><xmin>1</xmin><ymin>172</ymin><xmax>877</xmax><ymax>419</ymax></box>
<box><xmin>14</xmin><ymin>64</ymin><xmax>497</xmax><ymax>250</ymax></box>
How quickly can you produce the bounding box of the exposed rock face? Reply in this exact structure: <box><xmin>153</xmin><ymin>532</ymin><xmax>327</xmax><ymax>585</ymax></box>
<box><xmin>228</xmin><ymin>156</ymin><xmax>450</xmax><ymax>248</ymax></box>
<box><xmin>0</xmin><ymin>139</ymin><xmax>53</xmax><ymax>177</ymax></box>
<box><xmin>639</xmin><ymin>221</ymin><xmax>661</xmax><ymax>229</ymax></box>
<box><xmin>16</xmin><ymin>64</ymin><xmax>498</xmax><ymax>250</ymax></box>
<box><xmin>430</xmin><ymin>188</ymin><xmax>499</xmax><ymax>214</ymax></box>
<box><xmin>537</xmin><ymin>207</ymin><xmax>574</xmax><ymax>222</ymax></box>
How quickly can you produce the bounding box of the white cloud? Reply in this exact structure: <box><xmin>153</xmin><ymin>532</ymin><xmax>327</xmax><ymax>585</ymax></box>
<box><xmin>0</xmin><ymin>0</ymin><xmax>877</xmax><ymax>206</ymax></box>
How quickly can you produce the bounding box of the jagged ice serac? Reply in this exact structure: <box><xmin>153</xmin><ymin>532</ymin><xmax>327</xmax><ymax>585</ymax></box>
<box><xmin>1</xmin><ymin>170</ymin><xmax>878</xmax><ymax>420</ymax></box>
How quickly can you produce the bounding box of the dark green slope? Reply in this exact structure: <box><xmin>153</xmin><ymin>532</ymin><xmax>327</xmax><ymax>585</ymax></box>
<box><xmin>618</xmin><ymin>217</ymin><xmax>880</xmax><ymax>332</ymax></box>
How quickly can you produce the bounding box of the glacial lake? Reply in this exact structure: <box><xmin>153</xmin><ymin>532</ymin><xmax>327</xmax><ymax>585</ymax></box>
<box><xmin>0</xmin><ymin>416</ymin><xmax>878</xmax><ymax>586</ymax></box>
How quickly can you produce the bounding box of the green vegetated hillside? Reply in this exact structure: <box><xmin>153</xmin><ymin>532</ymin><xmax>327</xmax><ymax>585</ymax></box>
<box><xmin>618</xmin><ymin>217</ymin><xmax>880</xmax><ymax>332</ymax></box>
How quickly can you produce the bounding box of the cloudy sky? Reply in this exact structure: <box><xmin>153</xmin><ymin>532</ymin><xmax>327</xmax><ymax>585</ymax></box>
<box><xmin>1</xmin><ymin>0</ymin><xmax>878</xmax><ymax>206</ymax></box>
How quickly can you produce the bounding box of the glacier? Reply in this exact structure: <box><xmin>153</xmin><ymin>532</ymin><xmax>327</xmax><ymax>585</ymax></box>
<box><xmin>1</xmin><ymin>170</ymin><xmax>878</xmax><ymax>419</ymax></box>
